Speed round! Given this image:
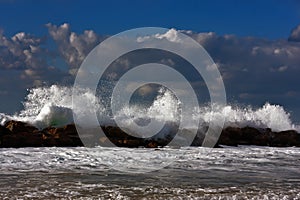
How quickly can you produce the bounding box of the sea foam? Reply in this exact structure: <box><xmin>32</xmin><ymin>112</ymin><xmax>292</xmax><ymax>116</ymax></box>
<box><xmin>0</xmin><ymin>84</ymin><xmax>299</xmax><ymax>132</ymax></box>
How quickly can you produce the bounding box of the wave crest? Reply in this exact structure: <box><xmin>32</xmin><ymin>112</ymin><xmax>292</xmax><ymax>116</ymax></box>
<box><xmin>0</xmin><ymin>85</ymin><xmax>298</xmax><ymax>132</ymax></box>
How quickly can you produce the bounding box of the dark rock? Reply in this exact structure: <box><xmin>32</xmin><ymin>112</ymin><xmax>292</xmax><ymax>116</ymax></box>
<box><xmin>5</xmin><ymin>120</ymin><xmax>38</xmax><ymax>134</ymax></box>
<box><xmin>270</xmin><ymin>130</ymin><xmax>300</xmax><ymax>147</ymax></box>
<box><xmin>41</xmin><ymin>124</ymin><xmax>82</xmax><ymax>147</ymax></box>
<box><xmin>0</xmin><ymin>125</ymin><xmax>11</xmax><ymax>136</ymax></box>
<box><xmin>101</xmin><ymin>125</ymin><xmax>150</xmax><ymax>147</ymax></box>
<box><xmin>217</xmin><ymin>127</ymin><xmax>240</xmax><ymax>146</ymax></box>
<box><xmin>239</xmin><ymin>126</ymin><xmax>269</xmax><ymax>146</ymax></box>
<box><xmin>101</xmin><ymin>126</ymin><xmax>130</xmax><ymax>139</ymax></box>
<box><xmin>122</xmin><ymin>139</ymin><xmax>143</xmax><ymax>147</ymax></box>
<box><xmin>217</xmin><ymin>126</ymin><xmax>300</xmax><ymax>147</ymax></box>
<box><xmin>0</xmin><ymin>121</ymin><xmax>41</xmax><ymax>147</ymax></box>
<box><xmin>0</xmin><ymin>125</ymin><xmax>12</xmax><ymax>147</ymax></box>
<box><xmin>146</xmin><ymin>141</ymin><xmax>159</xmax><ymax>148</ymax></box>
<box><xmin>191</xmin><ymin>129</ymin><xmax>206</xmax><ymax>146</ymax></box>
<box><xmin>1</xmin><ymin>132</ymin><xmax>43</xmax><ymax>148</ymax></box>
<box><xmin>217</xmin><ymin>126</ymin><xmax>270</xmax><ymax>146</ymax></box>
<box><xmin>1</xmin><ymin>119</ymin><xmax>300</xmax><ymax>148</ymax></box>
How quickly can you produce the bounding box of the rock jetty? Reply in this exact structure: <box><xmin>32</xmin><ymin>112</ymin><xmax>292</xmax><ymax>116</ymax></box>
<box><xmin>0</xmin><ymin>120</ymin><xmax>299</xmax><ymax>148</ymax></box>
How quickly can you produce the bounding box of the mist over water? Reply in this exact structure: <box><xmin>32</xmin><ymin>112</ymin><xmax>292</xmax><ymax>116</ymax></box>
<box><xmin>0</xmin><ymin>84</ymin><xmax>298</xmax><ymax>132</ymax></box>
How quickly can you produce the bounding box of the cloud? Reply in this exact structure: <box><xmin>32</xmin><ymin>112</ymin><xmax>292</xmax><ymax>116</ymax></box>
<box><xmin>183</xmin><ymin>28</ymin><xmax>300</xmax><ymax>85</ymax></box>
<box><xmin>46</xmin><ymin>23</ymin><xmax>104</xmax><ymax>75</ymax></box>
<box><xmin>0</xmin><ymin>22</ymin><xmax>106</xmax><ymax>90</ymax></box>
<box><xmin>137</xmin><ymin>29</ymin><xmax>182</xmax><ymax>43</ymax></box>
<box><xmin>154</xmin><ymin>28</ymin><xmax>182</xmax><ymax>43</ymax></box>
<box><xmin>288</xmin><ymin>24</ymin><xmax>300</xmax><ymax>42</ymax></box>
<box><xmin>0</xmin><ymin>29</ymin><xmax>66</xmax><ymax>87</ymax></box>
<box><xmin>270</xmin><ymin>65</ymin><xmax>288</xmax><ymax>72</ymax></box>
<box><xmin>0</xmin><ymin>22</ymin><xmax>300</xmax><ymax>119</ymax></box>
<box><xmin>174</xmin><ymin>26</ymin><xmax>300</xmax><ymax>118</ymax></box>
<box><xmin>55</xmin><ymin>26</ymin><xmax>299</xmax><ymax>112</ymax></box>
<box><xmin>0</xmin><ymin>23</ymin><xmax>107</xmax><ymax>114</ymax></box>
<box><xmin>0</xmin><ymin>30</ymin><xmax>45</xmax><ymax>70</ymax></box>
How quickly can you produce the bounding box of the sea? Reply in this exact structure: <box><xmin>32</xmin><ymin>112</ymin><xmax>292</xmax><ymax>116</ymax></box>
<box><xmin>0</xmin><ymin>146</ymin><xmax>300</xmax><ymax>199</ymax></box>
<box><xmin>0</xmin><ymin>85</ymin><xmax>300</xmax><ymax>199</ymax></box>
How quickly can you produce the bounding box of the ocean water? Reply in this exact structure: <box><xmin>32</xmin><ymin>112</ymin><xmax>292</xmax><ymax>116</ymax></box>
<box><xmin>0</xmin><ymin>146</ymin><xmax>300</xmax><ymax>199</ymax></box>
<box><xmin>0</xmin><ymin>85</ymin><xmax>300</xmax><ymax>199</ymax></box>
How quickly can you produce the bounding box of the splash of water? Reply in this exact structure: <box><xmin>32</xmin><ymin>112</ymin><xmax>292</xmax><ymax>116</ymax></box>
<box><xmin>193</xmin><ymin>103</ymin><xmax>298</xmax><ymax>132</ymax></box>
<box><xmin>0</xmin><ymin>85</ymin><xmax>298</xmax><ymax>132</ymax></box>
<box><xmin>0</xmin><ymin>85</ymin><xmax>103</xmax><ymax>129</ymax></box>
<box><xmin>114</xmin><ymin>88</ymin><xmax>181</xmax><ymax>126</ymax></box>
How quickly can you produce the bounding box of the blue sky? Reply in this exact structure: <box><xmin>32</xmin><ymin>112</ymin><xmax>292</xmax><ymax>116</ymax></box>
<box><xmin>0</xmin><ymin>0</ymin><xmax>299</xmax><ymax>38</ymax></box>
<box><xmin>0</xmin><ymin>0</ymin><xmax>300</xmax><ymax>122</ymax></box>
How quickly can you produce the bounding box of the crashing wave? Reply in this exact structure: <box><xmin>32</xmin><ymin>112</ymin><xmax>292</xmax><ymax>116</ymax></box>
<box><xmin>0</xmin><ymin>84</ymin><xmax>299</xmax><ymax>132</ymax></box>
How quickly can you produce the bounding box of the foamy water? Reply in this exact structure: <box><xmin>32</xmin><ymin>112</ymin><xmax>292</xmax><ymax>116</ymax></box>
<box><xmin>0</xmin><ymin>84</ymin><xmax>298</xmax><ymax>132</ymax></box>
<box><xmin>0</xmin><ymin>146</ymin><xmax>299</xmax><ymax>199</ymax></box>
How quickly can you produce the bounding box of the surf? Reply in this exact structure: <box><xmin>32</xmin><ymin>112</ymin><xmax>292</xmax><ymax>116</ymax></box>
<box><xmin>0</xmin><ymin>84</ymin><xmax>299</xmax><ymax>133</ymax></box>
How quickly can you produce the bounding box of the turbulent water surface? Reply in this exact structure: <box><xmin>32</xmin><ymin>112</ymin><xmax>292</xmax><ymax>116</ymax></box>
<box><xmin>0</xmin><ymin>85</ymin><xmax>300</xmax><ymax>199</ymax></box>
<box><xmin>0</xmin><ymin>146</ymin><xmax>300</xmax><ymax>199</ymax></box>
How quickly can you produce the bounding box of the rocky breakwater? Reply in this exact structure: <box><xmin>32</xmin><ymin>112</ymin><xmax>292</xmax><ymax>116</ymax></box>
<box><xmin>0</xmin><ymin>120</ymin><xmax>83</xmax><ymax>147</ymax></box>
<box><xmin>0</xmin><ymin>120</ymin><xmax>300</xmax><ymax>148</ymax></box>
<box><xmin>217</xmin><ymin>126</ymin><xmax>300</xmax><ymax>147</ymax></box>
